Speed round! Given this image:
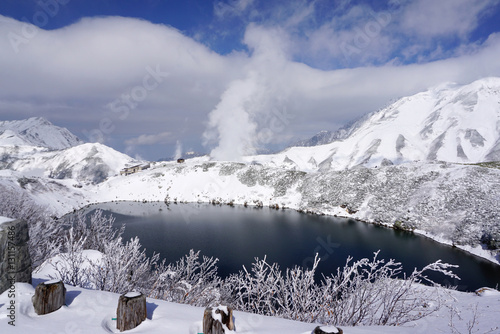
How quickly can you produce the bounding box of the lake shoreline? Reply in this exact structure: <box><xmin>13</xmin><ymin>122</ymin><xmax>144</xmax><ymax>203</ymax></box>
<box><xmin>70</xmin><ymin>199</ymin><xmax>500</xmax><ymax>268</ymax></box>
<box><xmin>77</xmin><ymin>200</ymin><xmax>500</xmax><ymax>291</ymax></box>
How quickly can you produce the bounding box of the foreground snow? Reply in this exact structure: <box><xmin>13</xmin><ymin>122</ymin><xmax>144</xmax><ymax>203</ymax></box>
<box><xmin>1</xmin><ymin>276</ymin><xmax>499</xmax><ymax>333</ymax></box>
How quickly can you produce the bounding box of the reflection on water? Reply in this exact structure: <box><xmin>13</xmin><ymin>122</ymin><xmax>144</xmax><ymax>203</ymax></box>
<box><xmin>83</xmin><ymin>201</ymin><xmax>500</xmax><ymax>291</ymax></box>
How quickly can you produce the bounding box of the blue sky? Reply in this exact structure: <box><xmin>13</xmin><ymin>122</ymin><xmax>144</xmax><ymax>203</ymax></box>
<box><xmin>1</xmin><ymin>0</ymin><xmax>500</xmax><ymax>160</ymax></box>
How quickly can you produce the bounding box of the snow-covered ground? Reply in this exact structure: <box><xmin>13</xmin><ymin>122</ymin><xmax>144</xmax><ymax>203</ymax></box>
<box><xmin>1</xmin><ymin>258</ymin><xmax>499</xmax><ymax>334</ymax></box>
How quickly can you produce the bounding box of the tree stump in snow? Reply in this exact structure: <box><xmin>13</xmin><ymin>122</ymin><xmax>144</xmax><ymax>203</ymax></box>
<box><xmin>116</xmin><ymin>292</ymin><xmax>147</xmax><ymax>332</ymax></box>
<box><xmin>312</xmin><ymin>325</ymin><xmax>343</xmax><ymax>334</ymax></box>
<box><xmin>32</xmin><ymin>280</ymin><xmax>66</xmax><ymax>315</ymax></box>
<box><xmin>203</xmin><ymin>305</ymin><xmax>235</xmax><ymax>334</ymax></box>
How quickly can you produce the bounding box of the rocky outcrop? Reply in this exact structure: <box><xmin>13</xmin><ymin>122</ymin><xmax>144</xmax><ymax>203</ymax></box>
<box><xmin>0</xmin><ymin>218</ymin><xmax>31</xmax><ymax>294</ymax></box>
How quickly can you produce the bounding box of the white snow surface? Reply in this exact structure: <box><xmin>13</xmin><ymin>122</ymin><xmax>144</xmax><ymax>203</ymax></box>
<box><xmin>0</xmin><ymin>216</ymin><xmax>14</xmax><ymax>225</ymax></box>
<box><xmin>1</xmin><ymin>274</ymin><xmax>499</xmax><ymax>333</ymax></box>
<box><xmin>319</xmin><ymin>326</ymin><xmax>341</xmax><ymax>333</ymax></box>
<box><xmin>124</xmin><ymin>291</ymin><xmax>142</xmax><ymax>298</ymax></box>
<box><xmin>2</xmin><ymin>142</ymin><xmax>140</xmax><ymax>184</ymax></box>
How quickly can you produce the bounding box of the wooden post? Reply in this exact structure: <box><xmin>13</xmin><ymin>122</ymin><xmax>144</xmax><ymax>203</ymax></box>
<box><xmin>116</xmin><ymin>292</ymin><xmax>147</xmax><ymax>332</ymax></box>
<box><xmin>312</xmin><ymin>325</ymin><xmax>343</xmax><ymax>334</ymax></box>
<box><xmin>32</xmin><ymin>280</ymin><xmax>66</xmax><ymax>315</ymax></box>
<box><xmin>203</xmin><ymin>305</ymin><xmax>235</xmax><ymax>334</ymax></box>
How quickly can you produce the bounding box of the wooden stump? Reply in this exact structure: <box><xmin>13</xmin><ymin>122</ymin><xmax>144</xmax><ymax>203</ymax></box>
<box><xmin>32</xmin><ymin>280</ymin><xmax>66</xmax><ymax>315</ymax></box>
<box><xmin>203</xmin><ymin>305</ymin><xmax>235</xmax><ymax>334</ymax></box>
<box><xmin>116</xmin><ymin>292</ymin><xmax>147</xmax><ymax>332</ymax></box>
<box><xmin>312</xmin><ymin>325</ymin><xmax>343</xmax><ymax>334</ymax></box>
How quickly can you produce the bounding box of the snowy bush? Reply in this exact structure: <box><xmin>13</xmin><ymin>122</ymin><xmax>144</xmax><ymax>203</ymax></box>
<box><xmin>149</xmin><ymin>250</ymin><xmax>221</xmax><ymax>307</ymax></box>
<box><xmin>55</xmin><ymin>227</ymin><xmax>88</xmax><ymax>287</ymax></box>
<box><xmin>224</xmin><ymin>251</ymin><xmax>458</xmax><ymax>326</ymax></box>
<box><xmin>86</xmin><ymin>236</ymin><xmax>158</xmax><ymax>294</ymax></box>
<box><xmin>0</xmin><ymin>186</ymin><xmax>62</xmax><ymax>268</ymax></box>
<box><xmin>316</xmin><ymin>251</ymin><xmax>458</xmax><ymax>326</ymax></box>
<box><xmin>62</xmin><ymin>209</ymin><xmax>124</xmax><ymax>253</ymax></box>
<box><xmin>51</xmin><ymin>210</ymin><xmax>156</xmax><ymax>294</ymax></box>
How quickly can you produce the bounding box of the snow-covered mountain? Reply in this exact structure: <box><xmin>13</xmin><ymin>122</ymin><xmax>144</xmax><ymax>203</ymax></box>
<box><xmin>292</xmin><ymin>112</ymin><xmax>375</xmax><ymax>147</ymax></box>
<box><xmin>0</xmin><ymin>117</ymin><xmax>139</xmax><ymax>184</ymax></box>
<box><xmin>7</xmin><ymin>142</ymin><xmax>140</xmax><ymax>184</ymax></box>
<box><xmin>293</xmin><ymin>130</ymin><xmax>337</xmax><ymax>147</ymax></box>
<box><xmin>256</xmin><ymin>77</ymin><xmax>500</xmax><ymax>170</ymax></box>
<box><xmin>0</xmin><ymin>117</ymin><xmax>83</xmax><ymax>150</ymax></box>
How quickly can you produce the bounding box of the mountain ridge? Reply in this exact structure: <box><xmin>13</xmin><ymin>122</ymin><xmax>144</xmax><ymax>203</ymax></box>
<box><xmin>0</xmin><ymin>117</ymin><xmax>83</xmax><ymax>150</ymax></box>
<box><xmin>254</xmin><ymin>77</ymin><xmax>500</xmax><ymax>171</ymax></box>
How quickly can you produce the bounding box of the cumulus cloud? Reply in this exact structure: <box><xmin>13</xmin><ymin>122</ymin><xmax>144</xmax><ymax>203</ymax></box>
<box><xmin>125</xmin><ymin>131</ymin><xmax>173</xmax><ymax>154</ymax></box>
<box><xmin>400</xmin><ymin>0</ymin><xmax>498</xmax><ymax>38</ymax></box>
<box><xmin>214</xmin><ymin>0</ymin><xmax>255</xmax><ymax>19</ymax></box>
<box><xmin>0</xmin><ymin>15</ymin><xmax>246</xmax><ymax>156</ymax></box>
<box><xmin>125</xmin><ymin>131</ymin><xmax>172</xmax><ymax>146</ymax></box>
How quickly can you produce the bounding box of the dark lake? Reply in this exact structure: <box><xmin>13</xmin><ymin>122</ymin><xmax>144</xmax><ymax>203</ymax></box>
<box><xmin>84</xmin><ymin>201</ymin><xmax>500</xmax><ymax>292</ymax></box>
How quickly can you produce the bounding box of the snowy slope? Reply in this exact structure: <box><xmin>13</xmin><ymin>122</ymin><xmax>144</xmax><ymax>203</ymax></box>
<box><xmin>0</xmin><ymin>117</ymin><xmax>83</xmax><ymax>150</ymax></box>
<box><xmin>0</xmin><ymin>117</ymin><xmax>140</xmax><ymax>184</ymax></box>
<box><xmin>7</xmin><ymin>143</ymin><xmax>140</xmax><ymax>184</ymax></box>
<box><xmin>254</xmin><ymin>77</ymin><xmax>500</xmax><ymax>171</ymax></box>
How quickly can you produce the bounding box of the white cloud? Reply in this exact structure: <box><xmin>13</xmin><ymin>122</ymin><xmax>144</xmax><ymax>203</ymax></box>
<box><xmin>400</xmin><ymin>0</ymin><xmax>498</xmax><ymax>38</ymax></box>
<box><xmin>1</xmin><ymin>12</ymin><xmax>500</xmax><ymax>160</ymax></box>
<box><xmin>124</xmin><ymin>132</ymin><xmax>173</xmax><ymax>155</ymax></box>
<box><xmin>214</xmin><ymin>0</ymin><xmax>255</xmax><ymax>20</ymax></box>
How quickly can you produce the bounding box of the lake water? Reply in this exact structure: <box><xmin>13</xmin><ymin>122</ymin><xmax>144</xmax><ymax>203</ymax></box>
<box><xmin>84</xmin><ymin>202</ymin><xmax>500</xmax><ymax>292</ymax></box>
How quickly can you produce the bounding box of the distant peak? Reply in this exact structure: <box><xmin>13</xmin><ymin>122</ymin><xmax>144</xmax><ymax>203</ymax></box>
<box><xmin>28</xmin><ymin>116</ymin><xmax>51</xmax><ymax>125</ymax></box>
<box><xmin>0</xmin><ymin>117</ymin><xmax>82</xmax><ymax>150</ymax></box>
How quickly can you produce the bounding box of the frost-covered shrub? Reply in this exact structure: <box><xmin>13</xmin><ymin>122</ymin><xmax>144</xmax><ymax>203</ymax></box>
<box><xmin>224</xmin><ymin>255</ymin><xmax>320</xmax><ymax>321</ymax></box>
<box><xmin>0</xmin><ymin>186</ymin><xmax>62</xmax><ymax>268</ymax></box>
<box><xmin>54</xmin><ymin>227</ymin><xmax>87</xmax><ymax>287</ymax></box>
<box><xmin>219</xmin><ymin>162</ymin><xmax>245</xmax><ymax>175</ymax></box>
<box><xmin>86</xmin><ymin>236</ymin><xmax>158</xmax><ymax>294</ymax></box>
<box><xmin>224</xmin><ymin>251</ymin><xmax>458</xmax><ymax>326</ymax></box>
<box><xmin>149</xmin><ymin>250</ymin><xmax>221</xmax><ymax>307</ymax></box>
<box><xmin>63</xmin><ymin>209</ymin><xmax>124</xmax><ymax>253</ymax></box>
